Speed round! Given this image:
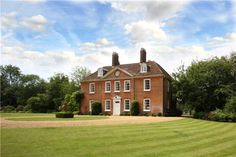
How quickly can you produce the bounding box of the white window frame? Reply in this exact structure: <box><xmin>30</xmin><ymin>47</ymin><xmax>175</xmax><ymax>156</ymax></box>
<box><xmin>105</xmin><ymin>99</ymin><xmax>111</xmax><ymax>111</ymax></box>
<box><xmin>143</xmin><ymin>98</ymin><xmax>151</xmax><ymax>111</ymax></box>
<box><xmin>144</xmin><ymin>79</ymin><xmax>151</xmax><ymax>91</ymax></box>
<box><xmin>97</xmin><ymin>68</ymin><xmax>103</xmax><ymax>77</ymax></box>
<box><xmin>124</xmin><ymin>80</ymin><xmax>130</xmax><ymax>92</ymax></box>
<box><xmin>89</xmin><ymin>83</ymin><xmax>95</xmax><ymax>94</ymax></box>
<box><xmin>89</xmin><ymin>100</ymin><xmax>95</xmax><ymax>112</ymax></box>
<box><xmin>114</xmin><ymin>81</ymin><xmax>120</xmax><ymax>92</ymax></box>
<box><xmin>105</xmin><ymin>81</ymin><xmax>111</xmax><ymax>93</ymax></box>
<box><xmin>124</xmin><ymin>99</ymin><xmax>130</xmax><ymax>111</ymax></box>
<box><xmin>140</xmin><ymin>63</ymin><xmax>147</xmax><ymax>73</ymax></box>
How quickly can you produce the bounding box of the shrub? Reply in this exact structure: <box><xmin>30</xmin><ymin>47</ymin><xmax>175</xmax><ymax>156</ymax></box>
<box><xmin>55</xmin><ymin>112</ymin><xmax>74</xmax><ymax>118</ymax></box>
<box><xmin>2</xmin><ymin>105</ymin><xmax>15</xmax><ymax>112</ymax></box>
<box><xmin>131</xmin><ymin>100</ymin><xmax>139</xmax><ymax>116</ymax></box>
<box><xmin>91</xmin><ymin>102</ymin><xmax>102</xmax><ymax>115</ymax></box>
<box><xmin>224</xmin><ymin>96</ymin><xmax>236</xmax><ymax>113</ymax></box>
<box><xmin>193</xmin><ymin>112</ymin><xmax>206</xmax><ymax>119</ymax></box>
<box><xmin>138</xmin><ymin>112</ymin><xmax>149</xmax><ymax>116</ymax></box>
<box><xmin>120</xmin><ymin>112</ymin><xmax>130</xmax><ymax>116</ymax></box>
<box><xmin>16</xmin><ymin>105</ymin><xmax>24</xmax><ymax>112</ymax></box>
<box><xmin>23</xmin><ymin>104</ymin><xmax>32</xmax><ymax>112</ymax></box>
<box><xmin>157</xmin><ymin>112</ymin><xmax>162</xmax><ymax>116</ymax></box>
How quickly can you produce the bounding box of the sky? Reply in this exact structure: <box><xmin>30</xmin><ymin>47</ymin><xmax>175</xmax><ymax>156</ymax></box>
<box><xmin>1</xmin><ymin>0</ymin><xmax>236</xmax><ymax>79</ymax></box>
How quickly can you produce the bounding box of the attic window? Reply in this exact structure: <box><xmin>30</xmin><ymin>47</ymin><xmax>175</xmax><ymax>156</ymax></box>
<box><xmin>97</xmin><ymin>68</ymin><xmax>103</xmax><ymax>77</ymax></box>
<box><xmin>140</xmin><ymin>63</ymin><xmax>147</xmax><ymax>73</ymax></box>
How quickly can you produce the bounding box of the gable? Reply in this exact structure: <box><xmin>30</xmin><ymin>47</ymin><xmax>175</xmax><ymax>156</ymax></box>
<box><xmin>102</xmin><ymin>67</ymin><xmax>133</xmax><ymax>79</ymax></box>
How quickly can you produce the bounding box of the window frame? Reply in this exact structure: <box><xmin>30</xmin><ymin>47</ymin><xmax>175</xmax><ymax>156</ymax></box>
<box><xmin>114</xmin><ymin>81</ymin><xmax>121</xmax><ymax>92</ymax></box>
<box><xmin>143</xmin><ymin>98</ymin><xmax>151</xmax><ymax>111</ymax></box>
<box><xmin>105</xmin><ymin>81</ymin><xmax>111</xmax><ymax>93</ymax></box>
<box><xmin>89</xmin><ymin>83</ymin><xmax>95</xmax><ymax>94</ymax></box>
<box><xmin>140</xmin><ymin>63</ymin><xmax>147</xmax><ymax>73</ymax></box>
<box><xmin>105</xmin><ymin>99</ymin><xmax>111</xmax><ymax>111</ymax></box>
<box><xmin>124</xmin><ymin>80</ymin><xmax>131</xmax><ymax>92</ymax></box>
<box><xmin>124</xmin><ymin>99</ymin><xmax>130</xmax><ymax>111</ymax></box>
<box><xmin>144</xmin><ymin>79</ymin><xmax>151</xmax><ymax>91</ymax></box>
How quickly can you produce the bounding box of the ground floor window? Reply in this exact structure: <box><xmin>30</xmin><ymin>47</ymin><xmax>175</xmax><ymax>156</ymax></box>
<box><xmin>105</xmin><ymin>99</ymin><xmax>111</xmax><ymax>111</ymax></box>
<box><xmin>124</xmin><ymin>99</ymin><xmax>130</xmax><ymax>111</ymax></box>
<box><xmin>143</xmin><ymin>98</ymin><xmax>151</xmax><ymax>111</ymax></box>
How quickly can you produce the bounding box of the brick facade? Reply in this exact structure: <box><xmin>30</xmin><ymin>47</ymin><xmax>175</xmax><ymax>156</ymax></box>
<box><xmin>81</xmin><ymin>49</ymin><xmax>172</xmax><ymax>115</ymax></box>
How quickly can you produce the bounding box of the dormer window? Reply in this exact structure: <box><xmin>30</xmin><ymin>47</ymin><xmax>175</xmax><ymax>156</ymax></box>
<box><xmin>98</xmin><ymin>68</ymin><xmax>103</xmax><ymax>77</ymax></box>
<box><xmin>140</xmin><ymin>63</ymin><xmax>147</xmax><ymax>73</ymax></box>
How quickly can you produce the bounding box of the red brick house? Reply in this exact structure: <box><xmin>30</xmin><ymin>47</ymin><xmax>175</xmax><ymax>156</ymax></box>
<box><xmin>80</xmin><ymin>48</ymin><xmax>173</xmax><ymax>115</ymax></box>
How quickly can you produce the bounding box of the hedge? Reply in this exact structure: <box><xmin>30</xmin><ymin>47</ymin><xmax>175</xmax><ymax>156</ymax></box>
<box><xmin>131</xmin><ymin>100</ymin><xmax>139</xmax><ymax>116</ymax></box>
<box><xmin>55</xmin><ymin>112</ymin><xmax>74</xmax><ymax>118</ymax></box>
<box><xmin>91</xmin><ymin>102</ymin><xmax>102</xmax><ymax>115</ymax></box>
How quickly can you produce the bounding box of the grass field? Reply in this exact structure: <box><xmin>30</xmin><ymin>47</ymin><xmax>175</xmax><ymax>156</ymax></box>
<box><xmin>0</xmin><ymin>113</ymin><xmax>108</xmax><ymax>121</ymax></box>
<box><xmin>1</xmin><ymin>118</ymin><xmax>236</xmax><ymax>157</ymax></box>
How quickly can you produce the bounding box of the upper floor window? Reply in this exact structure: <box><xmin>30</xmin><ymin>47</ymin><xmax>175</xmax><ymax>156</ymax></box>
<box><xmin>143</xmin><ymin>98</ymin><xmax>151</xmax><ymax>111</ymax></box>
<box><xmin>105</xmin><ymin>99</ymin><xmax>111</xmax><ymax>111</ymax></box>
<box><xmin>144</xmin><ymin>79</ymin><xmax>151</xmax><ymax>91</ymax></box>
<box><xmin>124</xmin><ymin>99</ymin><xmax>130</xmax><ymax>111</ymax></box>
<box><xmin>89</xmin><ymin>83</ymin><xmax>95</xmax><ymax>93</ymax></box>
<box><xmin>124</xmin><ymin>80</ymin><xmax>130</xmax><ymax>92</ymax></box>
<box><xmin>140</xmin><ymin>63</ymin><xmax>147</xmax><ymax>73</ymax></box>
<box><xmin>97</xmin><ymin>68</ymin><xmax>103</xmax><ymax>77</ymax></box>
<box><xmin>105</xmin><ymin>81</ymin><xmax>111</xmax><ymax>93</ymax></box>
<box><xmin>114</xmin><ymin>81</ymin><xmax>120</xmax><ymax>92</ymax></box>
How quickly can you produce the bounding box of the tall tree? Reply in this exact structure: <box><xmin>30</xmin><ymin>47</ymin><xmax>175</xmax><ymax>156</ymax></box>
<box><xmin>0</xmin><ymin>65</ymin><xmax>21</xmax><ymax>107</ymax></box>
<box><xmin>71</xmin><ymin>66</ymin><xmax>91</xmax><ymax>88</ymax></box>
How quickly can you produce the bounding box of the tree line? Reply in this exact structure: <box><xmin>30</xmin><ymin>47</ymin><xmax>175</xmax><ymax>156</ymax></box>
<box><xmin>172</xmin><ymin>52</ymin><xmax>236</xmax><ymax>121</ymax></box>
<box><xmin>0</xmin><ymin>65</ymin><xmax>90</xmax><ymax>113</ymax></box>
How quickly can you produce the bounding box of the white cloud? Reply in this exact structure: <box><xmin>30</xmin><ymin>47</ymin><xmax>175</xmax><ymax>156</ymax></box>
<box><xmin>1</xmin><ymin>12</ymin><xmax>18</xmax><ymax>31</ymax></box>
<box><xmin>22</xmin><ymin>0</ymin><xmax>46</xmax><ymax>4</ymax></box>
<box><xmin>208</xmin><ymin>32</ymin><xmax>236</xmax><ymax>47</ymax></box>
<box><xmin>20</xmin><ymin>14</ymin><xmax>48</xmax><ymax>32</ymax></box>
<box><xmin>109</xmin><ymin>1</ymin><xmax>188</xmax><ymax>20</ymax></box>
<box><xmin>125</xmin><ymin>21</ymin><xmax>168</xmax><ymax>44</ymax></box>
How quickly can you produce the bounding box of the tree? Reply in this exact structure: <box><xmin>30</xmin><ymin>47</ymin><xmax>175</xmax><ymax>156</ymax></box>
<box><xmin>172</xmin><ymin>53</ymin><xmax>236</xmax><ymax>114</ymax></box>
<box><xmin>47</xmin><ymin>73</ymin><xmax>76</xmax><ymax>111</ymax></box>
<box><xmin>1</xmin><ymin>65</ymin><xmax>21</xmax><ymax>107</ymax></box>
<box><xmin>17</xmin><ymin>74</ymin><xmax>46</xmax><ymax>106</ymax></box>
<box><xmin>71</xmin><ymin>66</ymin><xmax>91</xmax><ymax>88</ymax></box>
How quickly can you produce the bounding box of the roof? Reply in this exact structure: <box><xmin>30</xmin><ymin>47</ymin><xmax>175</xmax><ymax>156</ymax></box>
<box><xmin>82</xmin><ymin>61</ymin><xmax>172</xmax><ymax>81</ymax></box>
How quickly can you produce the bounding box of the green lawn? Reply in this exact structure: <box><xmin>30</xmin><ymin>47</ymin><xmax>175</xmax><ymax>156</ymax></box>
<box><xmin>1</xmin><ymin>118</ymin><xmax>236</xmax><ymax>157</ymax></box>
<box><xmin>0</xmin><ymin>113</ymin><xmax>108</xmax><ymax>121</ymax></box>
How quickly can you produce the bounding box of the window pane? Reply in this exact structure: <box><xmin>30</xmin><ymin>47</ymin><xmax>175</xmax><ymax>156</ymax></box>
<box><xmin>125</xmin><ymin>81</ymin><xmax>130</xmax><ymax>91</ymax></box>
<box><xmin>124</xmin><ymin>100</ymin><xmax>130</xmax><ymax>110</ymax></box>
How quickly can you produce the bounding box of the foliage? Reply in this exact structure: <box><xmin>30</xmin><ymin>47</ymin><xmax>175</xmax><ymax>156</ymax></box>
<box><xmin>1</xmin><ymin>105</ymin><xmax>15</xmax><ymax>112</ymax></box>
<box><xmin>224</xmin><ymin>96</ymin><xmax>236</xmax><ymax>113</ymax></box>
<box><xmin>71</xmin><ymin>66</ymin><xmax>91</xmax><ymax>87</ymax></box>
<box><xmin>15</xmin><ymin>105</ymin><xmax>24</xmax><ymax>112</ymax></box>
<box><xmin>172</xmin><ymin>53</ymin><xmax>236</xmax><ymax>114</ymax></box>
<box><xmin>120</xmin><ymin>112</ymin><xmax>130</xmax><ymax>116</ymax></box>
<box><xmin>55</xmin><ymin>112</ymin><xmax>74</xmax><ymax>118</ymax></box>
<box><xmin>26</xmin><ymin>94</ymin><xmax>48</xmax><ymax>113</ymax></box>
<box><xmin>91</xmin><ymin>102</ymin><xmax>102</xmax><ymax>115</ymax></box>
<box><xmin>130</xmin><ymin>100</ymin><xmax>139</xmax><ymax>116</ymax></box>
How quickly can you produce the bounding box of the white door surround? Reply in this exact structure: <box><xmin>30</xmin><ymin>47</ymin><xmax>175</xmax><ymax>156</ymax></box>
<box><xmin>113</xmin><ymin>95</ymin><xmax>121</xmax><ymax>116</ymax></box>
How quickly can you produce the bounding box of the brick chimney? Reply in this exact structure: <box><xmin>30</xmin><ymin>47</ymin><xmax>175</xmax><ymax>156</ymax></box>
<box><xmin>140</xmin><ymin>48</ymin><xmax>146</xmax><ymax>63</ymax></box>
<box><xmin>112</xmin><ymin>52</ymin><xmax>120</xmax><ymax>66</ymax></box>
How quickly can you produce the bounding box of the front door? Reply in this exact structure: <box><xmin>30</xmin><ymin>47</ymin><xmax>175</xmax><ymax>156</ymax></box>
<box><xmin>113</xmin><ymin>100</ymin><xmax>120</xmax><ymax>115</ymax></box>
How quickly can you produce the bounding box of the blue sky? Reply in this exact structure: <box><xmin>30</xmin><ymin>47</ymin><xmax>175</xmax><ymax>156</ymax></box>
<box><xmin>1</xmin><ymin>0</ymin><xmax>236</xmax><ymax>79</ymax></box>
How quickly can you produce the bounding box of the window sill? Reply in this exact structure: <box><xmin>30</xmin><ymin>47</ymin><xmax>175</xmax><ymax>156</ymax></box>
<box><xmin>89</xmin><ymin>92</ymin><xmax>95</xmax><ymax>94</ymax></box>
<box><xmin>105</xmin><ymin>110</ymin><xmax>111</xmax><ymax>111</ymax></box>
<box><xmin>124</xmin><ymin>110</ymin><xmax>130</xmax><ymax>111</ymax></box>
<box><xmin>144</xmin><ymin>89</ymin><xmax>151</xmax><ymax>92</ymax></box>
<box><xmin>105</xmin><ymin>91</ymin><xmax>111</xmax><ymax>93</ymax></box>
<box><xmin>124</xmin><ymin>90</ymin><xmax>130</xmax><ymax>92</ymax></box>
<box><xmin>114</xmin><ymin>91</ymin><xmax>120</xmax><ymax>93</ymax></box>
<box><xmin>143</xmin><ymin>109</ymin><xmax>150</xmax><ymax>112</ymax></box>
